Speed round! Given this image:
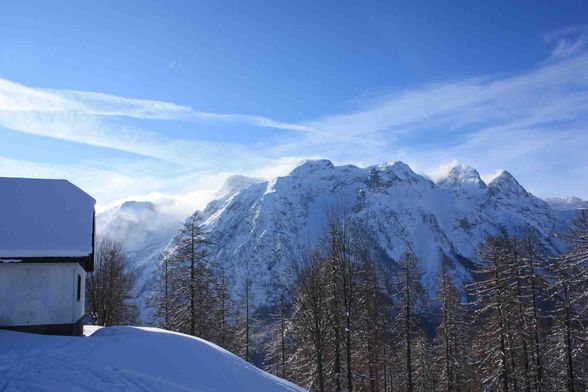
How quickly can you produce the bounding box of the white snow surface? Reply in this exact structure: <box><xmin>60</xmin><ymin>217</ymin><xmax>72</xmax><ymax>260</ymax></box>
<box><xmin>0</xmin><ymin>177</ymin><xmax>95</xmax><ymax>258</ymax></box>
<box><xmin>0</xmin><ymin>326</ymin><xmax>304</xmax><ymax>392</ymax></box>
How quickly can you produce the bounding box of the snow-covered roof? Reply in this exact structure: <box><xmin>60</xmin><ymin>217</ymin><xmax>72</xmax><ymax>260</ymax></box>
<box><xmin>0</xmin><ymin>177</ymin><xmax>95</xmax><ymax>258</ymax></box>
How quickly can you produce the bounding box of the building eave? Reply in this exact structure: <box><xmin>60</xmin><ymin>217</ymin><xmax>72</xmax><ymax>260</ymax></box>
<box><xmin>0</xmin><ymin>255</ymin><xmax>94</xmax><ymax>273</ymax></box>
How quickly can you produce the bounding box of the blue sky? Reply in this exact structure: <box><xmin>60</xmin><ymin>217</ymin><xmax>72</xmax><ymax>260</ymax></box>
<box><xmin>1</xmin><ymin>0</ymin><xmax>587</xmax><ymax>212</ymax></box>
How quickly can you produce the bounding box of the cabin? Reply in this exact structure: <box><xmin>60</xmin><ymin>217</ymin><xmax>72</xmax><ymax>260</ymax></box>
<box><xmin>0</xmin><ymin>177</ymin><xmax>95</xmax><ymax>336</ymax></box>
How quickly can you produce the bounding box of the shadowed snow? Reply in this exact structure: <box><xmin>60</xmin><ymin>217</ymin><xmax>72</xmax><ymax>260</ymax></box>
<box><xmin>0</xmin><ymin>326</ymin><xmax>304</xmax><ymax>392</ymax></box>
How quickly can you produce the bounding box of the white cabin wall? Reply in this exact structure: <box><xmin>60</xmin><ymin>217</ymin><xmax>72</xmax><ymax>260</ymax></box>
<box><xmin>0</xmin><ymin>263</ymin><xmax>86</xmax><ymax>327</ymax></box>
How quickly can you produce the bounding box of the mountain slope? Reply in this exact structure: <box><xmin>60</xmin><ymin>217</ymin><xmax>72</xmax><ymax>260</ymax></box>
<box><xmin>96</xmin><ymin>176</ymin><xmax>264</xmax><ymax>318</ymax></box>
<box><xmin>0</xmin><ymin>327</ymin><xmax>303</xmax><ymax>391</ymax></box>
<box><xmin>545</xmin><ymin>196</ymin><xmax>588</xmax><ymax>232</ymax></box>
<box><xmin>97</xmin><ymin>201</ymin><xmax>180</xmax><ymax>296</ymax></box>
<box><xmin>197</xmin><ymin>160</ymin><xmax>562</xmax><ymax>303</ymax></box>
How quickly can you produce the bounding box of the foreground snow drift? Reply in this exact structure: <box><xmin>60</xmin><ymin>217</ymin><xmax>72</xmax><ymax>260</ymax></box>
<box><xmin>0</xmin><ymin>326</ymin><xmax>304</xmax><ymax>392</ymax></box>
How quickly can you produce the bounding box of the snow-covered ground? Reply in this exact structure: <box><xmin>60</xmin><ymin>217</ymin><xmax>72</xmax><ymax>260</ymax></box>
<box><xmin>0</xmin><ymin>326</ymin><xmax>304</xmax><ymax>392</ymax></box>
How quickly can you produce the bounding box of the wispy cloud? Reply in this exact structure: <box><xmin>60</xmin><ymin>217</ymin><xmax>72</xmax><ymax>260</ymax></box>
<box><xmin>0</xmin><ymin>154</ymin><xmax>250</xmax><ymax>217</ymax></box>
<box><xmin>2</xmin><ymin>28</ymin><xmax>588</xmax><ymax>212</ymax></box>
<box><xmin>544</xmin><ymin>25</ymin><xmax>588</xmax><ymax>60</ymax></box>
<box><xmin>0</xmin><ymin>78</ymin><xmax>311</xmax><ymax>214</ymax></box>
<box><xmin>0</xmin><ymin>155</ymin><xmax>165</xmax><ymax>205</ymax></box>
<box><xmin>283</xmin><ymin>45</ymin><xmax>588</xmax><ymax>198</ymax></box>
<box><xmin>0</xmin><ymin>78</ymin><xmax>309</xmax><ymax>130</ymax></box>
<box><xmin>0</xmin><ymin>78</ymin><xmax>312</xmax><ymax>172</ymax></box>
<box><xmin>304</xmin><ymin>53</ymin><xmax>588</xmax><ymax>139</ymax></box>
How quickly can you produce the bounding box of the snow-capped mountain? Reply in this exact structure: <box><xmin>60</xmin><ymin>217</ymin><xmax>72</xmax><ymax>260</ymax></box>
<box><xmin>545</xmin><ymin>196</ymin><xmax>588</xmax><ymax>232</ymax></box>
<box><xmin>100</xmin><ymin>160</ymin><xmax>578</xmax><ymax>310</ymax></box>
<box><xmin>97</xmin><ymin>200</ymin><xmax>180</xmax><ymax>294</ymax></box>
<box><xmin>96</xmin><ymin>175</ymin><xmax>264</xmax><ymax>317</ymax></box>
<box><xmin>196</xmin><ymin>160</ymin><xmax>564</xmax><ymax>303</ymax></box>
<box><xmin>545</xmin><ymin>196</ymin><xmax>588</xmax><ymax>211</ymax></box>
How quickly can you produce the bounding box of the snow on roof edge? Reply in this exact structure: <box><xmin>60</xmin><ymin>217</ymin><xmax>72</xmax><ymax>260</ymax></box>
<box><xmin>0</xmin><ymin>176</ymin><xmax>96</xmax><ymax>204</ymax></box>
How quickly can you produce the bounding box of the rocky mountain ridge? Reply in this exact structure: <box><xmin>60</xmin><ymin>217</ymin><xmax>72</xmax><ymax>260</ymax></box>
<box><xmin>98</xmin><ymin>160</ymin><xmax>583</xmax><ymax>311</ymax></box>
<box><xmin>193</xmin><ymin>160</ymin><xmax>564</xmax><ymax>303</ymax></box>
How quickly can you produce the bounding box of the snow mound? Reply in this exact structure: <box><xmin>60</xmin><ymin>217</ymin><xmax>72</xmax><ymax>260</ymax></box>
<box><xmin>0</xmin><ymin>326</ymin><xmax>304</xmax><ymax>392</ymax></box>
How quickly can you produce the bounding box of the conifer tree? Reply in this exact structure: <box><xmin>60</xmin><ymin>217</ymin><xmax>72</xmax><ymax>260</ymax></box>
<box><xmin>545</xmin><ymin>211</ymin><xmax>588</xmax><ymax>392</ymax></box>
<box><xmin>467</xmin><ymin>235</ymin><xmax>515</xmax><ymax>392</ymax></box>
<box><xmin>324</xmin><ymin>215</ymin><xmax>359</xmax><ymax>392</ymax></box>
<box><xmin>149</xmin><ymin>248</ymin><xmax>173</xmax><ymax>329</ymax></box>
<box><xmin>264</xmin><ymin>293</ymin><xmax>293</xmax><ymax>379</ymax></box>
<box><xmin>354</xmin><ymin>246</ymin><xmax>393</xmax><ymax>391</ymax></box>
<box><xmin>413</xmin><ymin>330</ymin><xmax>437</xmax><ymax>392</ymax></box>
<box><xmin>392</xmin><ymin>251</ymin><xmax>427</xmax><ymax>392</ymax></box>
<box><xmin>151</xmin><ymin>212</ymin><xmax>216</xmax><ymax>339</ymax></box>
<box><xmin>213</xmin><ymin>264</ymin><xmax>234</xmax><ymax>349</ymax></box>
<box><xmin>234</xmin><ymin>275</ymin><xmax>259</xmax><ymax>363</ymax></box>
<box><xmin>520</xmin><ymin>231</ymin><xmax>548</xmax><ymax>392</ymax></box>
<box><xmin>434</xmin><ymin>262</ymin><xmax>472</xmax><ymax>392</ymax></box>
<box><xmin>289</xmin><ymin>251</ymin><xmax>331</xmax><ymax>392</ymax></box>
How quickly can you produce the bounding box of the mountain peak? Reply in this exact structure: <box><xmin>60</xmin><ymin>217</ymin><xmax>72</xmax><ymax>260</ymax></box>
<box><xmin>489</xmin><ymin>170</ymin><xmax>518</xmax><ymax>187</ymax></box>
<box><xmin>381</xmin><ymin>160</ymin><xmax>410</xmax><ymax>171</ymax></box>
<box><xmin>374</xmin><ymin>161</ymin><xmax>431</xmax><ymax>186</ymax></box>
<box><xmin>380</xmin><ymin>160</ymin><xmax>414</xmax><ymax>174</ymax></box>
<box><xmin>495</xmin><ymin>170</ymin><xmax>515</xmax><ymax>181</ymax></box>
<box><xmin>216</xmin><ymin>175</ymin><xmax>263</xmax><ymax>198</ymax></box>
<box><xmin>119</xmin><ymin>200</ymin><xmax>156</xmax><ymax>213</ymax></box>
<box><xmin>488</xmin><ymin>170</ymin><xmax>528</xmax><ymax>198</ymax></box>
<box><xmin>438</xmin><ymin>164</ymin><xmax>486</xmax><ymax>189</ymax></box>
<box><xmin>289</xmin><ymin>159</ymin><xmax>334</xmax><ymax>176</ymax></box>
